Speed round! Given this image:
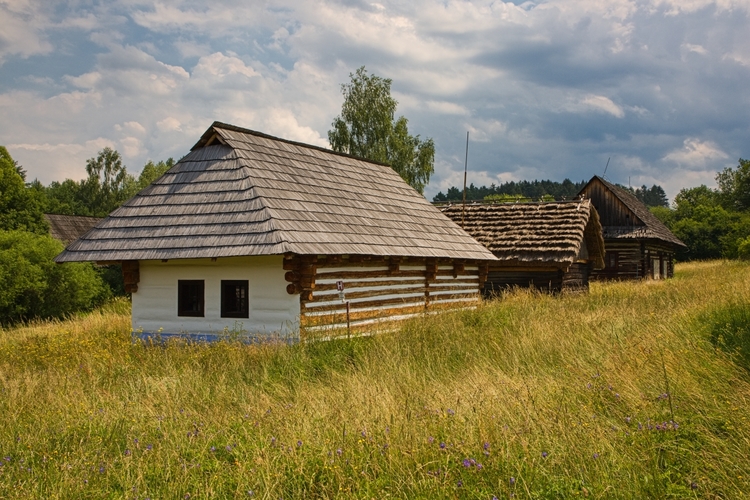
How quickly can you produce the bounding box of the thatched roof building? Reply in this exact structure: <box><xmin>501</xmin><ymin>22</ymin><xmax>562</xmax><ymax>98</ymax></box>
<box><xmin>56</xmin><ymin>122</ymin><xmax>496</xmax><ymax>340</ymax></box>
<box><xmin>44</xmin><ymin>214</ymin><xmax>101</xmax><ymax>244</ymax></box>
<box><xmin>441</xmin><ymin>200</ymin><xmax>605</xmax><ymax>293</ymax></box>
<box><xmin>578</xmin><ymin>176</ymin><xmax>685</xmax><ymax>280</ymax></box>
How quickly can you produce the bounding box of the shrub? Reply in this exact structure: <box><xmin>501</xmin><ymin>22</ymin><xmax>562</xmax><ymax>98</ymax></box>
<box><xmin>0</xmin><ymin>230</ymin><xmax>109</xmax><ymax>325</ymax></box>
<box><xmin>738</xmin><ymin>236</ymin><xmax>750</xmax><ymax>261</ymax></box>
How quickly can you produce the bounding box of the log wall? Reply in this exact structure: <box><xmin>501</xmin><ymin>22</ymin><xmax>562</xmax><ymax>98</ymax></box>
<box><xmin>484</xmin><ymin>267</ymin><xmax>564</xmax><ymax>296</ymax></box>
<box><xmin>590</xmin><ymin>241</ymin><xmax>676</xmax><ymax>281</ymax></box>
<box><xmin>284</xmin><ymin>254</ymin><xmax>485</xmax><ymax>338</ymax></box>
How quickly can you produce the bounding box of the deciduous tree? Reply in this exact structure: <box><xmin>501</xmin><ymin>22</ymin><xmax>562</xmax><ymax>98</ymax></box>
<box><xmin>329</xmin><ymin>67</ymin><xmax>435</xmax><ymax>194</ymax></box>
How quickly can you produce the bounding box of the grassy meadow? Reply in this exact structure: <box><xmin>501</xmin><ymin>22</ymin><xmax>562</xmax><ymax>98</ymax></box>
<box><xmin>1</xmin><ymin>260</ymin><xmax>750</xmax><ymax>499</ymax></box>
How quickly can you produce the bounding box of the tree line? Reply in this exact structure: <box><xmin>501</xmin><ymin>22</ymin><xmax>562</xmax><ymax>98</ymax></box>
<box><xmin>433</xmin><ymin>179</ymin><xmax>670</xmax><ymax>208</ymax></box>
<box><xmin>0</xmin><ymin>146</ymin><xmax>174</xmax><ymax>325</ymax></box>
<box><xmin>652</xmin><ymin>159</ymin><xmax>750</xmax><ymax>260</ymax></box>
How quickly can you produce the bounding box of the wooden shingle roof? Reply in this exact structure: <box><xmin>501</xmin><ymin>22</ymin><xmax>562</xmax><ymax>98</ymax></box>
<box><xmin>44</xmin><ymin>214</ymin><xmax>102</xmax><ymax>243</ymax></box>
<box><xmin>55</xmin><ymin>122</ymin><xmax>496</xmax><ymax>263</ymax></box>
<box><xmin>578</xmin><ymin>176</ymin><xmax>686</xmax><ymax>247</ymax></box>
<box><xmin>441</xmin><ymin>200</ymin><xmax>605</xmax><ymax>268</ymax></box>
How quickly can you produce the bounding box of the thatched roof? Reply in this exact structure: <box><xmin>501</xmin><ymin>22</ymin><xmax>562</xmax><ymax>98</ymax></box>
<box><xmin>579</xmin><ymin>176</ymin><xmax>686</xmax><ymax>247</ymax></box>
<box><xmin>44</xmin><ymin>214</ymin><xmax>102</xmax><ymax>243</ymax></box>
<box><xmin>441</xmin><ymin>200</ymin><xmax>605</xmax><ymax>269</ymax></box>
<box><xmin>55</xmin><ymin>122</ymin><xmax>496</xmax><ymax>263</ymax></box>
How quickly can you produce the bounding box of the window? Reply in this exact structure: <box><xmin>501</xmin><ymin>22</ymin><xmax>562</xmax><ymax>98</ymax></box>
<box><xmin>221</xmin><ymin>280</ymin><xmax>249</xmax><ymax>318</ymax></box>
<box><xmin>178</xmin><ymin>280</ymin><xmax>204</xmax><ymax>317</ymax></box>
<box><xmin>605</xmin><ymin>251</ymin><xmax>619</xmax><ymax>269</ymax></box>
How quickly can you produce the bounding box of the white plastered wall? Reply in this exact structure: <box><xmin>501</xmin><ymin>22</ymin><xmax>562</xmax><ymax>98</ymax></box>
<box><xmin>131</xmin><ymin>256</ymin><xmax>300</xmax><ymax>338</ymax></box>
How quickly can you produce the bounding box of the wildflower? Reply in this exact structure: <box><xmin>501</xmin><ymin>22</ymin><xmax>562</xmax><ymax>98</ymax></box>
<box><xmin>541</xmin><ymin>451</ymin><xmax>548</xmax><ymax>458</ymax></box>
<box><xmin>336</xmin><ymin>448</ymin><xmax>342</xmax><ymax>456</ymax></box>
<box><xmin>99</xmin><ymin>466</ymin><xmax>105</xmax><ymax>474</ymax></box>
<box><xmin>146</xmin><ymin>444</ymin><xmax>153</xmax><ymax>451</ymax></box>
<box><xmin>440</xmin><ymin>442</ymin><xmax>446</xmax><ymax>449</ymax></box>
<box><xmin>428</xmin><ymin>436</ymin><xmax>434</xmax><ymax>444</ymax></box>
<box><xmin>691</xmin><ymin>482</ymin><xmax>698</xmax><ymax>490</ymax></box>
<box><xmin>210</xmin><ymin>447</ymin><xmax>216</xmax><ymax>452</ymax></box>
<box><xmin>297</xmin><ymin>440</ymin><xmax>303</xmax><ymax>448</ymax></box>
<box><xmin>476</xmin><ymin>463</ymin><xmax>483</xmax><ymax>470</ymax></box>
<box><xmin>124</xmin><ymin>449</ymin><xmax>131</xmax><ymax>456</ymax></box>
<box><xmin>593</xmin><ymin>453</ymin><xmax>599</xmax><ymax>459</ymax></box>
<box><xmin>226</xmin><ymin>445</ymin><xmax>232</xmax><ymax>451</ymax></box>
<box><xmin>447</xmin><ymin>409</ymin><xmax>455</xmax><ymax>416</ymax></box>
<box><xmin>457</xmin><ymin>480</ymin><xmax>463</xmax><ymax>487</ymax></box>
<box><xmin>510</xmin><ymin>477</ymin><xmax>516</xmax><ymax>485</ymax></box>
<box><xmin>134</xmin><ymin>438</ymin><xmax>139</xmax><ymax>444</ymax></box>
<box><xmin>483</xmin><ymin>442</ymin><xmax>490</xmax><ymax>450</ymax></box>
<box><xmin>625</xmin><ymin>416</ymin><xmax>631</xmax><ymax>424</ymax></box>
<box><xmin>462</xmin><ymin>459</ymin><xmax>471</xmax><ymax>467</ymax></box>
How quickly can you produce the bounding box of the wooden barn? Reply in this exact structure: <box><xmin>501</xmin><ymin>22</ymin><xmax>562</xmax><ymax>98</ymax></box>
<box><xmin>44</xmin><ymin>214</ymin><xmax>102</xmax><ymax>243</ymax></box>
<box><xmin>55</xmin><ymin>122</ymin><xmax>496</xmax><ymax>341</ymax></box>
<box><xmin>441</xmin><ymin>200</ymin><xmax>605</xmax><ymax>295</ymax></box>
<box><xmin>578</xmin><ymin>176</ymin><xmax>686</xmax><ymax>280</ymax></box>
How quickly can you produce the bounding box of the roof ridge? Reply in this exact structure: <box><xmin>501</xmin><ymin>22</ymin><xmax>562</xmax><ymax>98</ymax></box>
<box><xmin>194</xmin><ymin>121</ymin><xmax>394</xmax><ymax>168</ymax></box>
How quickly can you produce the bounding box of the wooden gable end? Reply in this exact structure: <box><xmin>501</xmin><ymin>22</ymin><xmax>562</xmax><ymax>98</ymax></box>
<box><xmin>581</xmin><ymin>178</ymin><xmax>643</xmax><ymax>228</ymax></box>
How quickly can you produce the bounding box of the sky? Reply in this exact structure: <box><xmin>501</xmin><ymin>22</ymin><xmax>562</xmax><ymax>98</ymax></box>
<box><xmin>1</xmin><ymin>0</ymin><xmax>749</xmax><ymax>203</ymax></box>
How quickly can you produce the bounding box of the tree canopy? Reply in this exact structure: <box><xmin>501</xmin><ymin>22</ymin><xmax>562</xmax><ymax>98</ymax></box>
<box><xmin>329</xmin><ymin>67</ymin><xmax>435</xmax><ymax>194</ymax></box>
<box><xmin>0</xmin><ymin>146</ymin><xmax>48</xmax><ymax>234</ymax></box>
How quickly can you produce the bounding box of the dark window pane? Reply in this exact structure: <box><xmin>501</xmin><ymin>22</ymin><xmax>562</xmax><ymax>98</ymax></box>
<box><xmin>221</xmin><ymin>280</ymin><xmax>249</xmax><ymax>318</ymax></box>
<box><xmin>178</xmin><ymin>280</ymin><xmax>204</xmax><ymax>317</ymax></box>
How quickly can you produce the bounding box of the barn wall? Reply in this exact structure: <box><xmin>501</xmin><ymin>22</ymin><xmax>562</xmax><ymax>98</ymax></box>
<box><xmin>582</xmin><ymin>180</ymin><xmax>643</xmax><ymax>228</ymax></box>
<box><xmin>591</xmin><ymin>241</ymin><xmax>676</xmax><ymax>281</ymax></box>
<box><xmin>132</xmin><ymin>256</ymin><xmax>300</xmax><ymax>340</ymax></box>
<box><xmin>484</xmin><ymin>267</ymin><xmax>563</xmax><ymax>296</ymax></box>
<box><xmin>294</xmin><ymin>256</ymin><xmax>482</xmax><ymax>337</ymax></box>
<box><xmin>562</xmin><ymin>262</ymin><xmax>592</xmax><ymax>290</ymax></box>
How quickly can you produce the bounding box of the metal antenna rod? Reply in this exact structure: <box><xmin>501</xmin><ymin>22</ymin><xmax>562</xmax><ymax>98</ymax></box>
<box><xmin>462</xmin><ymin>131</ymin><xmax>469</xmax><ymax>228</ymax></box>
<box><xmin>603</xmin><ymin>157</ymin><xmax>610</xmax><ymax>178</ymax></box>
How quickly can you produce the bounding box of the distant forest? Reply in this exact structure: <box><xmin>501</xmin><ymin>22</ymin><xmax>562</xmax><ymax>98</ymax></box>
<box><xmin>433</xmin><ymin>179</ymin><xmax>670</xmax><ymax>208</ymax></box>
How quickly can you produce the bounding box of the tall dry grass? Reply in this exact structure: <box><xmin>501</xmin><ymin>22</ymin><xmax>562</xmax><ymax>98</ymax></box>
<box><xmin>0</xmin><ymin>261</ymin><xmax>749</xmax><ymax>499</ymax></box>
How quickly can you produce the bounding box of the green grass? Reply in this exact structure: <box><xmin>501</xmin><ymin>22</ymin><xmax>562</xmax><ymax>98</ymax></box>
<box><xmin>1</xmin><ymin>261</ymin><xmax>750</xmax><ymax>499</ymax></box>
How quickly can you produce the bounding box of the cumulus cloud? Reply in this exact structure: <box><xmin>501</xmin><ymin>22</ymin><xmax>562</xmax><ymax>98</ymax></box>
<box><xmin>663</xmin><ymin>139</ymin><xmax>730</xmax><ymax>167</ymax></box>
<box><xmin>0</xmin><ymin>0</ymin><xmax>748</xmax><ymax>200</ymax></box>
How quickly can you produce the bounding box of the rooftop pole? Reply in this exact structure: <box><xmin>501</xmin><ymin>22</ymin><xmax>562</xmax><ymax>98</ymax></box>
<box><xmin>461</xmin><ymin>131</ymin><xmax>469</xmax><ymax>228</ymax></box>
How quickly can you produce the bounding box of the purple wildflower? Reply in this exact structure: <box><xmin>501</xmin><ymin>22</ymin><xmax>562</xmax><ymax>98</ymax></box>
<box><xmin>457</xmin><ymin>480</ymin><xmax>463</xmax><ymax>487</ymax></box>
<box><xmin>226</xmin><ymin>445</ymin><xmax>232</xmax><ymax>451</ymax></box>
<box><xmin>124</xmin><ymin>449</ymin><xmax>131</xmax><ymax>456</ymax></box>
<box><xmin>297</xmin><ymin>440</ymin><xmax>303</xmax><ymax>448</ymax></box>
<box><xmin>447</xmin><ymin>408</ymin><xmax>455</xmax><ymax>416</ymax></box>
<box><xmin>271</xmin><ymin>436</ymin><xmax>276</xmax><ymax>445</ymax></box>
<box><xmin>593</xmin><ymin>453</ymin><xmax>599</xmax><ymax>459</ymax></box>
<box><xmin>541</xmin><ymin>451</ymin><xmax>548</xmax><ymax>458</ymax></box>
<box><xmin>510</xmin><ymin>477</ymin><xmax>516</xmax><ymax>485</ymax></box>
<box><xmin>483</xmin><ymin>442</ymin><xmax>490</xmax><ymax>450</ymax></box>
<box><xmin>476</xmin><ymin>463</ymin><xmax>483</xmax><ymax>470</ymax></box>
<box><xmin>691</xmin><ymin>482</ymin><xmax>698</xmax><ymax>490</ymax></box>
<box><xmin>462</xmin><ymin>459</ymin><xmax>471</xmax><ymax>468</ymax></box>
<box><xmin>99</xmin><ymin>466</ymin><xmax>105</xmax><ymax>474</ymax></box>
<box><xmin>440</xmin><ymin>442</ymin><xmax>446</xmax><ymax>449</ymax></box>
<box><xmin>210</xmin><ymin>447</ymin><xmax>216</xmax><ymax>452</ymax></box>
<box><xmin>625</xmin><ymin>416</ymin><xmax>631</xmax><ymax>424</ymax></box>
<box><xmin>336</xmin><ymin>448</ymin><xmax>342</xmax><ymax>456</ymax></box>
<box><xmin>146</xmin><ymin>444</ymin><xmax>153</xmax><ymax>451</ymax></box>
<box><xmin>428</xmin><ymin>436</ymin><xmax>434</xmax><ymax>444</ymax></box>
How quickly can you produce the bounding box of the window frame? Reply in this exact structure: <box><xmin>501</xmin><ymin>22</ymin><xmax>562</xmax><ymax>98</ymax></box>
<box><xmin>221</xmin><ymin>279</ymin><xmax>249</xmax><ymax>319</ymax></box>
<box><xmin>605</xmin><ymin>251</ymin><xmax>619</xmax><ymax>270</ymax></box>
<box><xmin>177</xmin><ymin>280</ymin><xmax>205</xmax><ymax>317</ymax></box>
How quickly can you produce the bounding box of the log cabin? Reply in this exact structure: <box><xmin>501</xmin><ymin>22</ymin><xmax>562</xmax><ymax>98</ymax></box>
<box><xmin>578</xmin><ymin>176</ymin><xmax>686</xmax><ymax>280</ymax></box>
<box><xmin>55</xmin><ymin>122</ymin><xmax>496</xmax><ymax>341</ymax></box>
<box><xmin>441</xmin><ymin>200</ymin><xmax>605</xmax><ymax>295</ymax></box>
